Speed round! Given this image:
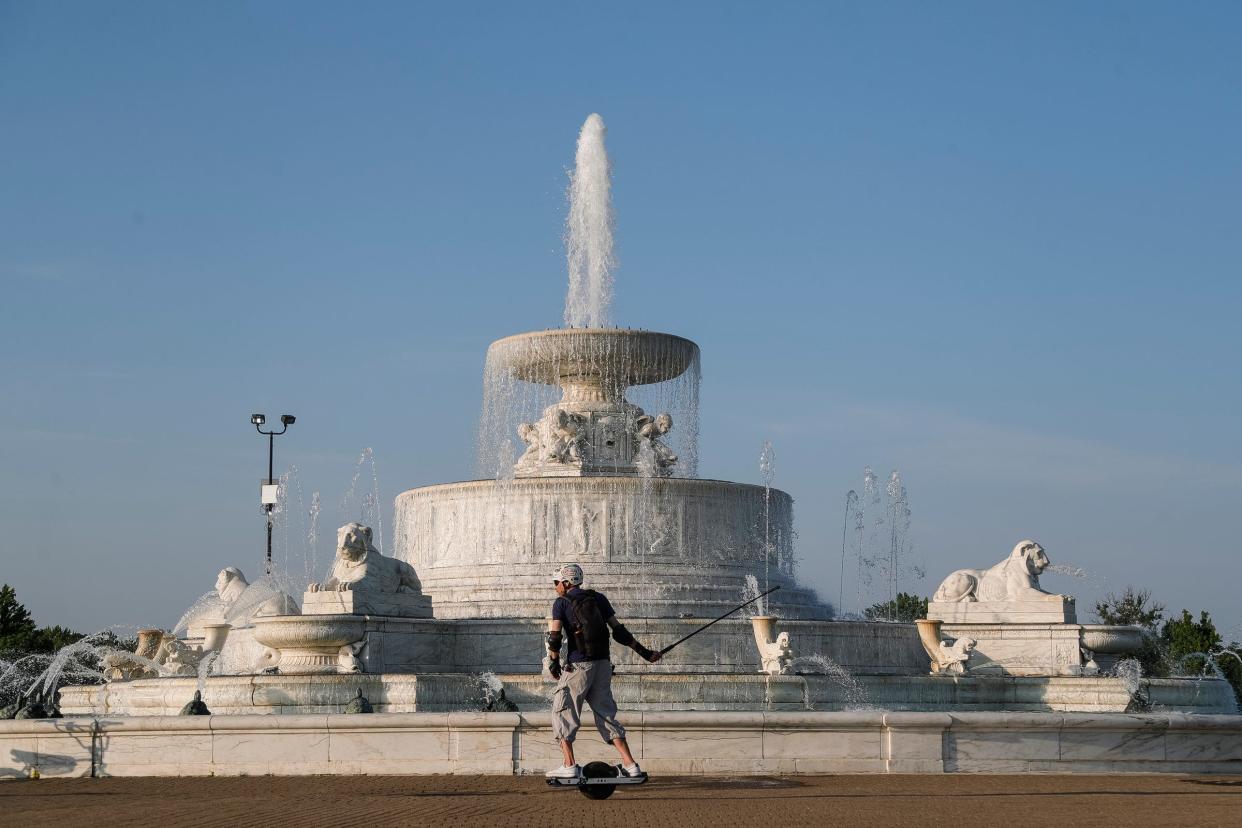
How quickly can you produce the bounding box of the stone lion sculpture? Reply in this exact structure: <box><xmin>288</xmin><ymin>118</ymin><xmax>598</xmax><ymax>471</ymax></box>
<box><xmin>312</xmin><ymin>522</ymin><xmax>423</xmax><ymax>595</ymax></box>
<box><xmin>932</xmin><ymin>540</ymin><xmax>1061</xmax><ymax>603</ymax></box>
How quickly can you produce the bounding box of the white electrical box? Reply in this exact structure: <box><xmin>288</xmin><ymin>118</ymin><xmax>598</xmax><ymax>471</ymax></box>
<box><xmin>261</xmin><ymin>482</ymin><xmax>280</xmax><ymax>505</ymax></box>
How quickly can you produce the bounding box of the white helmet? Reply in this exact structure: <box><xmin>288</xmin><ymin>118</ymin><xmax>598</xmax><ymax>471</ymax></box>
<box><xmin>553</xmin><ymin>563</ymin><xmax>584</xmax><ymax>586</ymax></box>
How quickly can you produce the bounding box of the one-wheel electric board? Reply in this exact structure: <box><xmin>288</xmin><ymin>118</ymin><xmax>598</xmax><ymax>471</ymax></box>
<box><xmin>546</xmin><ymin>761</ymin><xmax>649</xmax><ymax>800</ymax></box>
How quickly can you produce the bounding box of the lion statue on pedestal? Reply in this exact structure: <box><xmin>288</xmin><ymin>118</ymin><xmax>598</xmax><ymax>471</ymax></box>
<box><xmin>310</xmin><ymin>522</ymin><xmax>423</xmax><ymax>595</ymax></box>
<box><xmin>932</xmin><ymin>539</ymin><xmax>1062</xmax><ymax>603</ymax></box>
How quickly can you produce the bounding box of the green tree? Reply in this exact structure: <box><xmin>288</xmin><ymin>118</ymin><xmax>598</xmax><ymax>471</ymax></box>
<box><xmin>864</xmin><ymin>592</ymin><xmax>928</xmax><ymax>623</ymax></box>
<box><xmin>1161</xmin><ymin>609</ymin><xmax>1242</xmax><ymax>704</ymax></box>
<box><xmin>1094</xmin><ymin>587</ymin><xmax>1164</xmax><ymax>629</ymax></box>
<box><xmin>28</xmin><ymin>625</ymin><xmax>85</xmax><ymax>653</ymax></box>
<box><xmin>1162</xmin><ymin>610</ymin><xmax>1221</xmax><ymax>664</ymax></box>
<box><xmin>0</xmin><ymin>584</ymin><xmax>37</xmax><ymax>651</ymax></box>
<box><xmin>1094</xmin><ymin>586</ymin><xmax>1166</xmax><ymax>676</ymax></box>
<box><xmin>0</xmin><ymin>584</ymin><xmax>85</xmax><ymax>656</ymax></box>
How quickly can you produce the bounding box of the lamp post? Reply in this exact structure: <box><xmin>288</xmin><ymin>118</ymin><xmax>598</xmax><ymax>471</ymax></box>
<box><xmin>251</xmin><ymin>413</ymin><xmax>296</xmax><ymax>576</ymax></box>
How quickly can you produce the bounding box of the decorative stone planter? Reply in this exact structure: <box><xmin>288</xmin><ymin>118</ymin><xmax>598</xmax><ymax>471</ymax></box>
<box><xmin>1079</xmin><ymin>625</ymin><xmax>1144</xmax><ymax>655</ymax></box>
<box><xmin>252</xmin><ymin>615</ymin><xmax>367</xmax><ymax>675</ymax></box>
<box><xmin>750</xmin><ymin>615</ymin><xmax>777</xmax><ymax>646</ymax></box>
<box><xmin>135</xmin><ymin>628</ymin><xmax>165</xmax><ymax>661</ymax></box>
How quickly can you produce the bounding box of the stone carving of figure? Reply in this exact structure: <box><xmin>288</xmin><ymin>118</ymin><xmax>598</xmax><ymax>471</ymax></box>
<box><xmin>937</xmin><ymin>637</ymin><xmax>976</xmax><ymax>674</ymax></box>
<box><xmin>216</xmin><ymin>566</ymin><xmax>300</xmax><ymax>623</ymax></box>
<box><xmin>312</xmin><ymin>522</ymin><xmax>424</xmax><ymax>595</ymax></box>
<box><xmin>152</xmin><ymin>634</ymin><xmax>202</xmax><ymax>677</ymax></box>
<box><xmin>338</xmin><ymin>640</ymin><xmax>366</xmax><ymax>673</ymax></box>
<box><xmin>569</xmin><ymin>502</ymin><xmax>601</xmax><ymax>557</ymax></box>
<box><xmin>174</xmin><ymin>568</ymin><xmax>247</xmax><ymax>637</ymax></box>
<box><xmin>552</xmin><ymin>409</ymin><xmax>586</xmax><ymax>463</ymax></box>
<box><xmin>752</xmin><ymin>617</ymin><xmax>795</xmax><ymax>675</ymax></box>
<box><xmin>516</xmin><ymin>421</ymin><xmax>541</xmax><ymax>467</ymax></box>
<box><xmin>636</xmin><ymin>413</ymin><xmax>677</xmax><ymax>475</ymax></box>
<box><xmin>757</xmin><ymin>631</ymin><xmax>794</xmax><ymax>676</ymax></box>
<box><xmin>932</xmin><ymin>540</ymin><xmax>1063</xmax><ymax>604</ymax></box>
<box><xmin>515</xmin><ymin>409</ymin><xmax>587</xmax><ymax>470</ymax></box>
<box><xmin>216</xmin><ymin>566</ymin><xmax>248</xmax><ymax>605</ymax></box>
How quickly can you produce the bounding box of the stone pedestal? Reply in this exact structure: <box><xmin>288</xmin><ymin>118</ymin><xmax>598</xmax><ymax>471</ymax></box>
<box><xmin>938</xmin><ymin>623</ymin><xmax>1084</xmax><ymax>676</ymax></box>
<box><xmin>302</xmin><ymin>590</ymin><xmax>432</xmax><ymax>618</ymax></box>
<box><xmin>927</xmin><ymin>598</ymin><xmax>1076</xmax><ymax>624</ymax></box>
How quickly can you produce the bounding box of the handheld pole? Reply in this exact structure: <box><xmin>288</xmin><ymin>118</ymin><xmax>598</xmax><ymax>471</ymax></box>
<box><xmin>657</xmin><ymin>586</ymin><xmax>781</xmax><ymax>657</ymax></box>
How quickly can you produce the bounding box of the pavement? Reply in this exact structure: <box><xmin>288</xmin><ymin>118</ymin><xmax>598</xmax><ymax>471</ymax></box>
<box><xmin>2</xmin><ymin>773</ymin><xmax>1240</xmax><ymax>827</ymax></box>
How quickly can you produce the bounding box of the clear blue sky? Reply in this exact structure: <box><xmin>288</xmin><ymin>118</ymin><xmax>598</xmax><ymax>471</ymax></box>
<box><xmin>2</xmin><ymin>2</ymin><xmax>1239</xmax><ymax>640</ymax></box>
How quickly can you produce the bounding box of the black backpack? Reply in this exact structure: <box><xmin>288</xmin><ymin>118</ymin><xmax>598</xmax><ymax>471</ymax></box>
<box><xmin>567</xmin><ymin>590</ymin><xmax>611</xmax><ymax>660</ymax></box>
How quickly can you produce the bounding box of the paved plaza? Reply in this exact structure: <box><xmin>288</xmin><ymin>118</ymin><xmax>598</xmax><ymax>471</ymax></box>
<box><xmin>2</xmin><ymin>774</ymin><xmax>1240</xmax><ymax>827</ymax></box>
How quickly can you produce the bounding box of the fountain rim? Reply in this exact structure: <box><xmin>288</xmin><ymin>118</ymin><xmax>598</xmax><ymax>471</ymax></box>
<box><xmin>393</xmin><ymin>475</ymin><xmax>794</xmax><ymax>502</ymax></box>
<box><xmin>485</xmin><ymin>327</ymin><xmax>700</xmax><ymax>387</ymax></box>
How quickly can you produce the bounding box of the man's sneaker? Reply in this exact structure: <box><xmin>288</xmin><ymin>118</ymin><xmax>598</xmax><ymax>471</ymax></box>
<box><xmin>546</xmin><ymin>764</ymin><xmax>580</xmax><ymax>779</ymax></box>
<box><xmin>619</xmin><ymin>762</ymin><xmax>646</xmax><ymax>778</ymax></box>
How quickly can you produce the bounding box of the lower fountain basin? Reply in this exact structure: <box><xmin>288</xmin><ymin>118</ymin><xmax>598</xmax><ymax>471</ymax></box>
<box><xmin>59</xmin><ymin>671</ymin><xmax>1237</xmax><ymax>716</ymax></box>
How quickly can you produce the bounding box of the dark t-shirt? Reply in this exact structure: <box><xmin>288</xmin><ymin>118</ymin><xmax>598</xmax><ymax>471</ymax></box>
<box><xmin>552</xmin><ymin>587</ymin><xmax>616</xmax><ymax>664</ymax></box>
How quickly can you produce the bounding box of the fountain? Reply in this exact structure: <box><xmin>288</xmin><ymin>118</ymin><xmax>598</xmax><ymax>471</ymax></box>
<box><xmin>6</xmin><ymin>114</ymin><xmax>1239</xmax><ymax>778</ymax></box>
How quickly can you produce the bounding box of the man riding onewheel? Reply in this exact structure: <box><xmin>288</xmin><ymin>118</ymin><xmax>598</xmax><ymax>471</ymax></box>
<box><xmin>544</xmin><ymin>562</ymin><xmax>662</xmax><ymax>780</ymax></box>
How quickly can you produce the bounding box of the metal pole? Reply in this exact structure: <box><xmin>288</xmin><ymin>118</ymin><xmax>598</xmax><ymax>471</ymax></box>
<box><xmin>265</xmin><ymin>432</ymin><xmax>275</xmax><ymax>576</ymax></box>
<box><xmin>657</xmin><ymin>586</ymin><xmax>781</xmax><ymax>657</ymax></box>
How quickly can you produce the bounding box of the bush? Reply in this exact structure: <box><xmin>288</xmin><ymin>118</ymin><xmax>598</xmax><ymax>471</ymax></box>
<box><xmin>1161</xmin><ymin>609</ymin><xmax>1242</xmax><ymax>704</ymax></box>
<box><xmin>1094</xmin><ymin>586</ymin><xmax>1166</xmax><ymax>677</ymax></box>
<box><xmin>864</xmin><ymin>592</ymin><xmax>928</xmax><ymax>623</ymax></box>
<box><xmin>1094</xmin><ymin>587</ymin><xmax>1164</xmax><ymax>630</ymax></box>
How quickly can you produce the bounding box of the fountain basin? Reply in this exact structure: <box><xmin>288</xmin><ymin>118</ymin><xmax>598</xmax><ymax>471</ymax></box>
<box><xmin>487</xmin><ymin>329</ymin><xmax>698</xmax><ymax>390</ymax></box>
<box><xmin>59</xmin><ymin>672</ymin><xmax>1237</xmax><ymax>716</ymax></box>
<box><xmin>395</xmin><ymin>476</ymin><xmax>821</xmax><ymax>619</ymax></box>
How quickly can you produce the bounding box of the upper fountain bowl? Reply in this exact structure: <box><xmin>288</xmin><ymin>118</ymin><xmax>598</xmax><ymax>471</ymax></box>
<box><xmin>488</xmin><ymin>329</ymin><xmax>699</xmax><ymax>388</ymax></box>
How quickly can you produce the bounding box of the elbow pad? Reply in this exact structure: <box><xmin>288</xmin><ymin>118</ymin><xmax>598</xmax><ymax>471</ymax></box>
<box><xmin>611</xmin><ymin>624</ymin><xmax>636</xmax><ymax>647</ymax></box>
<box><xmin>545</xmin><ymin>629</ymin><xmax>563</xmax><ymax>652</ymax></box>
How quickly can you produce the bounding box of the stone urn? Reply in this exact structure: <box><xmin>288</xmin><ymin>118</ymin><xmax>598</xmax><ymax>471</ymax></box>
<box><xmin>751</xmin><ymin>615</ymin><xmax>777</xmax><ymax>647</ymax></box>
<box><xmin>199</xmin><ymin>622</ymin><xmax>231</xmax><ymax>654</ymax></box>
<box><xmin>251</xmin><ymin>615</ymin><xmax>367</xmax><ymax>675</ymax></box>
<box><xmin>135</xmin><ymin>628</ymin><xmax>165</xmax><ymax>661</ymax></box>
<box><xmin>1079</xmin><ymin>624</ymin><xmax>1145</xmax><ymax>673</ymax></box>
<box><xmin>1080</xmin><ymin>625</ymin><xmax>1145</xmax><ymax>655</ymax></box>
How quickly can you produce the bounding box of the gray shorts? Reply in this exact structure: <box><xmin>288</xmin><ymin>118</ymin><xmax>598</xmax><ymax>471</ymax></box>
<box><xmin>551</xmin><ymin>659</ymin><xmax>625</xmax><ymax>744</ymax></box>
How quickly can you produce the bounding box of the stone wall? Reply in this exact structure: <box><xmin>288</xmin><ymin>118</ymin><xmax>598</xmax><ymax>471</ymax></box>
<box><xmin>393</xmin><ymin>477</ymin><xmax>828</xmax><ymax>619</ymax></box>
<box><xmin>4</xmin><ymin>711</ymin><xmax>1242</xmax><ymax>778</ymax></box>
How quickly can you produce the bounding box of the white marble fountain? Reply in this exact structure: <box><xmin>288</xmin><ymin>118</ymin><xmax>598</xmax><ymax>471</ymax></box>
<box><xmin>10</xmin><ymin>114</ymin><xmax>1238</xmax><ymax>779</ymax></box>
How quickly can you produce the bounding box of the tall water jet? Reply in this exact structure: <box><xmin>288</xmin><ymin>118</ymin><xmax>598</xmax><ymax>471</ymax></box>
<box><xmin>564</xmin><ymin>113</ymin><xmax>616</xmax><ymax>328</ymax></box>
